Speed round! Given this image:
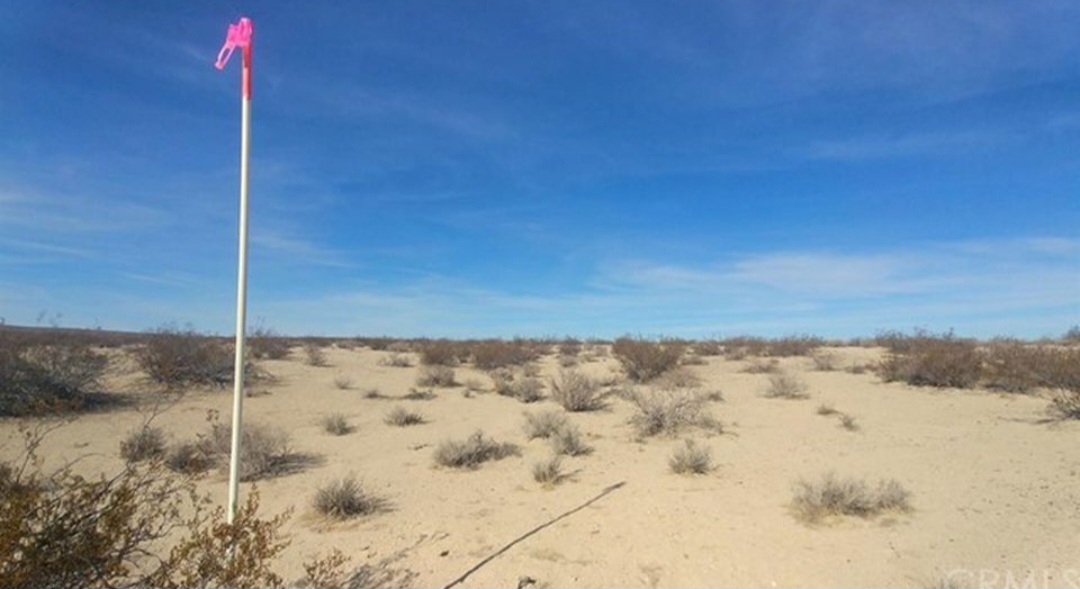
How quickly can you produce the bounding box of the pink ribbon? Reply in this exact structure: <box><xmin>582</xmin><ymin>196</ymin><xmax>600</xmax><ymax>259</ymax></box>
<box><xmin>215</xmin><ymin>17</ymin><xmax>253</xmax><ymax>71</ymax></box>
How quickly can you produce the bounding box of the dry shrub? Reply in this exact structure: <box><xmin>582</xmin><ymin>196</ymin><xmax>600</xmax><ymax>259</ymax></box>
<box><xmin>522</xmin><ymin>410</ymin><xmax>569</xmax><ymax>439</ymax></box>
<box><xmin>669</xmin><ymin>439</ymin><xmax>712</xmax><ymax>474</ymax></box>
<box><xmin>531</xmin><ymin>455</ymin><xmax>564</xmax><ymax>485</ymax></box>
<box><xmin>549</xmin><ymin>424</ymin><xmax>591</xmax><ymax>456</ymax></box>
<box><xmin>135</xmin><ymin>326</ymin><xmax>234</xmax><ymax>389</ymax></box>
<box><xmin>0</xmin><ymin>332</ymin><xmax>109</xmax><ymax>416</ymax></box>
<box><xmin>550</xmin><ymin>369</ymin><xmax>604</xmax><ymax>411</ymax></box>
<box><xmin>768</xmin><ymin>335</ymin><xmax>824</xmax><ymax>357</ymax></box>
<box><xmin>557</xmin><ymin>338</ymin><xmax>582</xmax><ymax>357</ymax></box>
<box><xmin>877</xmin><ymin>333</ymin><xmax>980</xmax><ymax>388</ymax></box>
<box><xmin>838</xmin><ymin>414</ymin><xmax>860</xmax><ymax>431</ymax></box>
<box><xmin>742</xmin><ymin>358</ymin><xmax>780</xmax><ymax>374</ymax></box>
<box><xmin>333</xmin><ymin>376</ymin><xmax>353</xmax><ymax>390</ymax></box>
<box><xmin>303</xmin><ymin>343</ymin><xmax>329</xmax><ymax>367</ymax></box>
<box><xmin>120</xmin><ymin>426</ymin><xmax>166</xmax><ymax>463</ymax></box>
<box><xmin>470</xmin><ymin>339</ymin><xmax>539</xmax><ymax>370</ymax></box>
<box><xmin>693</xmin><ymin>340</ymin><xmax>723</xmax><ymax>357</ymax></box>
<box><xmin>378</xmin><ymin>353</ymin><xmax>413</xmax><ymax>368</ymax></box>
<box><xmin>721</xmin><ymin>336</ymin><xmax>769</xmax><ymax>360</ymax></box>
<box><xmin>1049</xmin><ymin>390</ymin><xmax>1080</xmax><ymax>420</ymax></box>
<box><xmin>764</xmin><ymin>372</ymin><xmax>810</xmax><ymax>399</ymax></box>
<box><xmin>402</xmin><ymin>388</ymin><xmax>436</xmax><ymax>401</ymax></box>
<box><xmin>320</xmin><ymin>413</ymin><xmax>352</xmax><ymax>436</ymax></box>
<box><xmin>312</xmin><ymin>475</ymin><xmax>386</xmax><ymax>519</ymax></box>
<box><xmin>419</xmin><ymin>340</ymin><xmax>460</xmax><ymax>366</ymax></box>
<box><xmin>432</xmin><ymin>431</ymin><xmax>519</xmax><ymax>469</ymax></box>
<box><xmin>982</xmin><ymin>342</ymin><xmax>1080</xmax><ymax>393</ymax></box>
<box><xmin>493</xmin><ymin>370</ymin><xmax>543</xmax><ymax>403</ymax></box>
<box><xmin>416</xmin><ymin>365</ymin><xmax>456</xmax><ymax>387</ymax></box>
<box><xmin>792</xmin><ymin>472</ymin><xmax>911</xmax><ymax>523</ymax></box>
<box><xmin>680</xmin><ymin>353</ymin><xmax>707</xmax><ymax>366</ymax></box>
<box><xmin>558</xmin><ymin>355</ymin><xmax>579</xmax><ymax>368</ymax></box>
<box><xmin>196</xmin><ymin>414</ymin><xmax>295</xmax><ymax>481</ymax></box>
<box><xmin>384</xmin><ymin>406</ymin><xmax>425</xmax><ymax>426</ymax></box>
<box><xmin>817</xmin><ymin>403</ymin><xmax>838</xmax><ymax>416</ymax></box>
<box><xmin>811</xmin><ymin>351</ymin><xmax>840</xmax><ymax>371</ymax></box>
<box><xmin>0</xmin><ymin>423</ymin><xmax>315</xmax><ymax>589</ymax></box>
<box><xmin>612</xmin><ymin>337</ymin><xmax>686</xmax><ymax>382</ymax></box>
<box><xmin>247</xmin><ymin>326</ymin><xmax>291</xmax><ymax>360</ymax></box>
<box><xmin>629</xmin><ymin>389</ymin><xmax>713</xmax><ymax>438</ymax></box>
<box><xmin>651</xmin><ymin>366</ymin><xmax>702</xmax><ymax>389</ymax></box>
<box><xmin>164</xmin><ymin>441</ymin><xmax>214</xmax><ymax>475</ymax></box>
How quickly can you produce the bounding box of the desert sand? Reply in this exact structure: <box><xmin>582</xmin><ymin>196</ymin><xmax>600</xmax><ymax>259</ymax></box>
<box><xmin>3</xmin><ymin>344</ymin><xmax>1078</xmax><ymax>588</ymax></box>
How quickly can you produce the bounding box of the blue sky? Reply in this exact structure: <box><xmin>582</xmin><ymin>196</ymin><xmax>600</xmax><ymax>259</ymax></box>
<box><xmin>1</xmin><ymin>2</ymin><xmax>1078</xmax><ymax>339</ymax></box>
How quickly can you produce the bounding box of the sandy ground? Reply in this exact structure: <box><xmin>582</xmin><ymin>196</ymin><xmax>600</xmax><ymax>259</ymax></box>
<box><xmin>3</xmin><ymin>345</ymin><xmax>1078</xmax><ymax>588</ymax></box>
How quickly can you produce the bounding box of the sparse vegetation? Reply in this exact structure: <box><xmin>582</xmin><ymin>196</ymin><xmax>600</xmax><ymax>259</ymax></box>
<box><xmin>669</xmin><ymin>439</ymin><xmax>712</xmax><ymax>474</ymax></box>
<box><xmin>811</xmin><ymin>351</ymin><xmax>840</xmax><ymax>371</ymax></box>
<box><xmin>493</xmin><ymin>371</ymin><xmax>544</xmax><ymax>403</ymax></box>
<box><xmin>876</xmin><ymin>331</ymin><xmax>981</xmax><ymax>388</ymax></box>
<box><xmin>1049</xmin><ymin>390</ymin><xmax>1080</xmax><ymax>420</ymax></box>
<box><xmin>531</xmin><ymin>455</ymin><xmax>564</xmax><ymax>486</ymax></box>
<box><xmin>247</xmin><ymin>325</ymin><xmax>291</xmax><ymax>360</ymax></box>
<box><xmin>385</xmin><ymin>406</ymin><xmax>425</xmax><ymax>426</ymax></box>
<box><xmin>651</xmin><ymin>366</ymin><xmax>702</xmax><ymax>389</ymax></box>
<box><xmin>416</xmin><ymin>365</ymin><xmax>456</xmax><ymax>387</ymax></box>
<box><xmin>612</xmin><ymin>337</ymin><xmax>685</xmax><ymax>382</ymax></box>
<box><xmin>522</xmin><ymin>410</ymin><xmax>569</xmax><ymax>439</ymax></box>
<box><xmin>419</xmin><ymin>340</ymin><xmax>460</xmax><ymax>366</ymax></box>
<box><xmin>135</xmin><ymin>326</ymin><xmax>233</xmax><ymax>389</ymax></box>
<box><xmin>764</xmin><ymin>372</ymin><xmax>811</xmax><ymax>399</ymax></box>
<box><xmin>119</xmin><ymin>426</ymin><xmax>166</xmax><ymax>463</ymax></box>
<box><xmin>320</xmin><ymin>413</ymin><xmax>352</xmax><ymax>436</ymax></box>
<box><xmin>469</xmin><ymin>339</ymin><xmax>539</xmax><ymax>370</ymax></box>
<box><xmin>432</xmin><ymin>431</ymin><xmax>519</xmax><ymax>469</ymax></box>
<box><xmin>313</xmin><ymin>475</ymin><xmax>385</xmax><ymax>519</ymax></box>
<box><xmin>304</xmin><ymin>342</ymin><xmax>329</xmax><ymax>367</ymax></box>
<box><xmin>742</xmin><ymin>358</ymin><xmax>780</xmax><ymax>374</ymax></box>
<box><xmin>838</xmin><ymin>413</ymin><xmax>860</xmax><ymax>431</ymax></box>
<box><xmin>333</xmin><ymin>376</ymin><xmax>353</xmax><ymax>390</ymax></box>
<box><xmin>550</xmin><ymin>369</ymin><xmax>604</xmax><ymax>411</ymax></box>
<box><xmin>817</xmin><ymin>403</ymin><xmax>838</xmax><ymax>416</ymax></box>
<box><xmin>549</xmin><ymin>423</ymin><xmax>591</xmax><ymax>456</ymax></box>
<box><xmin>629</xmin><ymin>389</ymin><xmax>714</xmax><ymax>438</ymax></box>
<box><xmin>791</xmin><ymin>472</ymin><xmax>911</xmax><ymax>523</ymax></box>
<box><xmin>164</xmin><ymin>441</ymin><xmax>214</xmax><ymax>475</ymax></box>
<box><xmin>378</xmin><ymin>353</ymin><xmax>413</xmax><ymax>368</ymax></box>
<box><xmin>0</xmin><ymin>331</ymin><xmax>109</xmax><ymax>416</ymax></box>
<box><xmin>194</xmin><ymin>413</ymin><xmax>296</xmax><ymax>481</ymax></box>
<box><xmin>403</xmin><ymin>388</ymin><xmax>436</xmax><ymax>401</ymax></box>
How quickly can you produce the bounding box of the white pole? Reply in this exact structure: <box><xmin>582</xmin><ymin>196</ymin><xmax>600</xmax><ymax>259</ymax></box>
<box><xmin>226</xmin><ymin>35</ymin><xmax>253</xmax><ymax>526</ymax></box>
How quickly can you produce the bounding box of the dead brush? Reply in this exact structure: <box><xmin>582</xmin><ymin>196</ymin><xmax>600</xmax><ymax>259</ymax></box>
<box><xmin>764</xmin><ymin>372</ymin><xmax>810</xmax><ymax>399</ymax></box>
<box><xmin>792</xmin><ymin>472</ymin><xmax>911</xmax><ymax>523</ymax></box>
<box><xmin>120</xmin><ymin>426</ymin><xmax>166</xmax><ymax>463</ymax></box>
<box><xmin>876</xmin><ymin>332</ymin><xmax>981</xmax><ymax>388</ymax></box>
<box><xmin>629</xmin><ymin>389</ymin><xmax>714</xmax><ymax>438</ymax></box>
<box><xmin>303</xmin><ymin>343</ymin><xmax>329</xmax><ymax>367</ymax></box>
<box><xmin>432</xmin><ymin>431</ymin><xmax>519</xmax><ymax>469</ymax></box>
<box><xmin>550</xmin><ymin>369</ymin><xmax>604</xmax><ymax>411</ymax></box>
<box><xmin>384</xmin><ymin>406</ymin><xmax>425</xmax><ymax>426</ymax></box>
<box><xmin>612</xmin><ymin>337</ymin><xmax>686</xmax><ymax>382</ymax></box>
<box><xmin>493</xmin><ymin>370</ymin><xmax>544</xmax><ymax>403</ymax></box>
<box><xmin>416</xmin><ymin>365</ymin><xmax>456</xmax><ymax>387</ymax></box>
<box><xmin>522</xmin><ymin>410</ymin><xmax>569</xmax><ymax>439</ymax></box>
<box><xmin>669</xmin><ymin>439</ymin><xmax>712</xmax><ymax>475</ymax></box>
<box><xmin>313</xmin><ymin>475</ymin><xmax>386</xmax><ymax>519</ymax></box>
<box><xmin>378</xmin><ymin>353</ymin><xmax>413</xmax><ymax>368</ymax></box>
<box><xmin>1049</xmin><ymin>390</ymin><xmax>1080</xmax><ymax>420</ymax></box>
<box><xmin>549</xmin><ymin>423</ymin><xmax>591</xmax><ymax>456</ymax></box>
<box><xmin>651</xmin><ymin>366</ymin><xmax>702</xmax><ymax>389</ymax></box>
<box><xmin>742</xmin><ymin>358</ymin><xmax>780</xmax><ymax>374</ymax></box>
<box><xmin>197</xmin><ymin>413</ymin><xmax>295</xmax><ymax>481</ymax></box>
<box><xmin>320</xmin><ymin>413</ymin><xmax>352</xmax><ymax>436</ymax></box>
<box><xmin>531</xmin><ymin>455</ymin><xmax>565</xmax><ymax>486</ymax></box>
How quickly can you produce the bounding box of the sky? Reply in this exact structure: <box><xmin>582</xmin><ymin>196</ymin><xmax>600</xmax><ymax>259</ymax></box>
<box><xmin>1</xmin><ymin>1</ymin><xmax>1078</xmax><ymax>339</ymax></box>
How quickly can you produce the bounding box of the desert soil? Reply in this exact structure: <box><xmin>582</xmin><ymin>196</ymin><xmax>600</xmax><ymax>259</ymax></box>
<box><xmin>2</xmin><ymin>345</ymin><xmax>1078</xmax><ymax>588</ymax></box>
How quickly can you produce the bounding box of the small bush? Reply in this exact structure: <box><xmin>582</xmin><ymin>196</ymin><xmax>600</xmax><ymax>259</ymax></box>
<box><xmin>493</xmin><ymin>371</ymin><xmax>543</xmax><ymax>403</ymax></box>
<box><xmin>164</xmin><ymin>441</ymin><xmax>214</xmax><ymax>475</ymax></box>
<box><xmin>363</xmin><ymin>387</ymin><xmax>385</xmax><ymax>399</ymax></box>
<box><xmin>470</xmin><ymin>339</ymin><xmax>538</xmax><ymax>370</ymax></box>
<box><xmin>550</xmin><ymin>369</ymin><xmax>604</xmax><ymax>411</ymax></box>
<box><xmin>532</xmin><ymin>456</ymin><xmax>564</xmax><ymax>486</ymax></box>
<box><xmin>877</xmin><ymin>332</ymin><xmax>981</xmax><ymax>388</ymax></box>
<box><xmin>792</xmin><ymin>472</ymin><xmax>911</xmax><ymax>523</ymax></box>
<box><xmin>838</xmin><ymin>413</ymin><xmax>859</xmax><ymax>431</ymax></box>
<box><xmin>557</xmin><ymin>338</ymin><xmax>582</xmax><ymax>357</ymax></box>
<box><xmin>768</xmin><ymin>335</ymin><xmax>824</xmax><ymax>357</ymax></box>
<box><xmin>402</xmin><ymin>388</ymin><xmax>436</xmax><ymax>401</ymax></box>
<box><xmin>463</xmin><ymin>377</ymin><xmax>486</xmax><ymax>393</ymax></box>
<box><xmin>416</xmin><ymin>365</ymin><xmax>456</xmax><ymax>387</ymax></box>
<box><xmin>629</xmin><ymin>389</ymin><xmax>712</xmax><ymax>437</ymax></box>
<box><xmin>811</xmin><ymin>351</ymin><xmax>840</xmax><ymax>371</ymax></box>
<box><xmin>1049</xmin><ymin>390</ymin><xmax>1080</xmax><ymax>420</ymax></box>
<box><xmin>817</xmin><ymin>403</ymin><xmax>838</xmax><ymax>416</ymax></box>
<box><xmin>764</xmin><ymin>372</ymin><xmax>810</xmax><ymax>399</ymax></box>
<box><xmin>378</xmin><ymin>353</ymin><xmax>413</xmax><ymax>368</ymax></box>
<box><xmin>983</xmin><ymin>342</ymin><xmax>1080</xmax><ymax>393</ymax></box>
<box><xmin>432</xmin><ymin>431</ymin><xmax>519</xmax><ymax>469</ymax></box>
<box><xmin>198</xmin><ymin>416</ymin><xmax>294</xmax><ymax>481</ymax></box>
<box><xmin>321</xmin><ymin>413</ymin><xmax>352</xmax><ymax>436</ymax></box>
<box><xmin>419</xmin><ymin>340</ymin><xmax>460</xmax><ymax>366</ymax></box>
<box><xmin>0</xmin><ymin>333</ymin><xmax>109</xmax><ymax>416</ymax></box>
<box><xmin>313</xmin><ymin>475</ymin><xmax>385</xmax><ymax>519</ymax></box>
<box><xmin>680</xmin><ymin>353</ymin><xmax>707</xmax><ymax>366</ymax></box>
<box><xmin>669</xmin><ymin>439</ymin><xmax>712</xmax><ymax>474</ymax></box>
<box><xmin>651</xmin><ymin>366</ymin><xmax>702</xmax><ymax>389</ymax></box>
<box><xmin>247</xmin><ymin>326</ymin><xmax>291</xmax><ymax>360</ymax></box>
<box><xmin>549</xmin><ymin>424</ymin><xmax>591</xmax><ymax>456</ymax></box>
<box><xmin>333</xmin><ymin>376</ymin><xmax>353</xmax><ymax>390</ymax></box>
<box><xmin>120</xmin><ymin>426</ymin><xmax>166</xmax><ymax>463</ymax></box>
<box><xmin>304</xmin><ymin>343</ymin><xmax>329</xmax><ymax>367</ymax></box>
<box><xmin>385</xmin><ymin>406</ymin><xmax>425</xmax><ymax>426</ymax></box>
<box><xmin>522</xmin><ymin>410</ymin><xmax>569</xmax><ymax>439</ymax></box>
<box><xmin>694</xmin><ymin>340</ymin><xmax>723</xmax><ymax>356</ymax></box>
<box><xmin>742</xmin><ymin>358</ymin><xmax>780</xmax><ymax>374</ymax></box>
<box><xmin>135</xmin><ymin>326</ymin><xmax>233</xmax><ymax>389</ymax></box>
<box><xmin>612</xmin><ymin>337</ymin><xmax>685</xmax><ymax>382</ymax></box>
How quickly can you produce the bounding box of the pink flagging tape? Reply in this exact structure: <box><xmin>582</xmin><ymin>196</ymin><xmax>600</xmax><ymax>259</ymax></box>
<box><xmin>215</xmin><ymin>17</ymin><xmax>253</xmax><ymax>98</ymax></box>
